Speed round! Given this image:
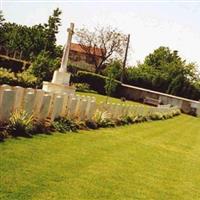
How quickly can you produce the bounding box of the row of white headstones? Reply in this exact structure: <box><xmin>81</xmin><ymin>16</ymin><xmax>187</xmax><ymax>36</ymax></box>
<box><xmin>0</xmin><ymin>84</ymin><xmax>178</xmax><ymax>122</ymax></box>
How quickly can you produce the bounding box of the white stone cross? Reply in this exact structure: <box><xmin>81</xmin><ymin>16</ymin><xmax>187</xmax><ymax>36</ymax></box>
<box><xmin>59</xmin><ymin>23</ymin><xmax>74</xmax><ymax>73</ymax></box>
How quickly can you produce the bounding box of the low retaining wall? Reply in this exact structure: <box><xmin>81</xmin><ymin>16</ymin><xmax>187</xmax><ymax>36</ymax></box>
<box><xmin>118</xmin><ymin>84</ymin><xmax>200</xmax><ymax>117</ymax></box>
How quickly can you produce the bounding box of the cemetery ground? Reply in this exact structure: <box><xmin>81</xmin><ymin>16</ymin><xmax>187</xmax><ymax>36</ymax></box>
<box><xmin>0</xmin><ymin>92</ymin><xmax>199</xmax><ymax>200</ymax></box>
<box><xmin>77</xmin><ymin>91</ymin><xmax>143</xmax><ymax>105</ymax></box>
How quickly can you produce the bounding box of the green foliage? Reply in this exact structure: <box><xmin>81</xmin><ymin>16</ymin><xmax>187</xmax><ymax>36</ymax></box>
<box><xmin>103</xmin><ymin>59</ymin><xmax>122</xmax><ymax>80</ymax></box>
<box><xmin>85</xmin><ymin>120</ymin><xmax>98</xmax><ymax>129</ymax></box>
<box><xmin>0</xmin><ymin>8</ymin><xmax>62</xmax><ymax>60</ymax></box>
<box><xmin>16</xmin><ymin>71</ymin><xmax>38</xmax><ymax>88</ymax></box>
<box><xmin>0</xmin><ymin>10</ymin><xmax>5</xmax><ymax>26</ymax></box>
<box><xmin>0</xmin><ymin>122</ymin><xmax>8</xmax><ymax>141</ymax></box>
<box><xmin>29</xmin><ymin>51</ymin><xmax>60</xmax><ymax>86</ymax></box>
<box><xmin>0</xmin><ymin>68</ymin><xmax>17</xmax><ymax>85</ymax></box>
<box><xmin>104</xmin><ymin>62</ymin><xmax>120</xmax><ymax>97</ymax></box>
<box><xmin>52</xmin><ymin>117</ymin><xmax>78</xmax><ymax>133</ymax></box>
<box><xmin>74</xmin><ymin>83</ymin><xmax>94</xmax><ymax>93</ymax></box>
<box><xmin>0</xmin><ymin>68</ymin><xmax>38</xmax><ymax>87</ymax></box>
<box><xmin>149</xmin><ymin>112</ymin><xmax>164</xmax><ymax>120</ymax></box>
<box><xmin>120</xmin><ymin>115</ymin><xmax>134</xmax><ymax>125</ymax></box>
<box><xmin>92</xmin><ymin>110</ymin><xmax>115</xmax><ymax>128</ymax></box>
<box><xmin>75</xmin><ymin>121</ymin><xmax>88</xmax><ymax>130</ymax></box>
<box><xmin>104</xmin><ymin>60</ymin><xmax>123</xmax><ymax>98</ymax></box>
<box><xmin>73</xmin><ymin>71</ymin><xmax>121</xmax><ymax>95</ymax></box>
<box><xmin>31</xmin><ymin>120</ymin><xmax>53</xmax><ymax>134</ymax></box>
<box><xmin>125</xmin><ymin>46</ymin><xmax>200</xmax><ymax>100</ymax></box>
<box><xmin>43</xmin><ymin>8</ymin><xmax>62</xmax><ymax>56</ymax></box>
<box><xmin>7</xmin><ymin>110</ymin><xmax>34</xmax><ymax>137</ymax></box>
<box><xmin>98</xmin><ymin>118</ymin><xmax>115</xmax><ymax>128</ymax></box>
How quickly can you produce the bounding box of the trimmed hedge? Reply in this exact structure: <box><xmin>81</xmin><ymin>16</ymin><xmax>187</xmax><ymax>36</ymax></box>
<box><xmin>71</xmin><ymin>71</ymin><xmax>121</xmax><ymax>96</ymax></box>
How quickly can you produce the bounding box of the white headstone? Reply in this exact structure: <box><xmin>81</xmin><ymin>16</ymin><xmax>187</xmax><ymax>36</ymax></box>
<box><xmin>13</xmin><ymin>86</ymin><xmax>24</xmax><ymax>111</ymax></box>
<box><xmin>50</xmin><ymin>95</ymin><xmax>64</xmax><ymax>121</ymax></box>
<box><xmin>39</xmin><ymin>94</ymin><xmax>52</xmax><ymax>120</ymax></box>
<box><xmin>86</xmin><ymin>100</ymin><xmax>96</xmax><ymax>120</ymax></box>
<box><xmin>33</xmin><ymin>89</ymin><xmax>44</xmax><ymax>118</ymax></box>
<box><xmin>23</xmin><ymin>92</ymin><xmax>36</xmax><ymax>116</ymax></box>
<box><xmin>0</xmin><ymin>89</ymin><xmax>16</xmax><ymax>121</ymax></box>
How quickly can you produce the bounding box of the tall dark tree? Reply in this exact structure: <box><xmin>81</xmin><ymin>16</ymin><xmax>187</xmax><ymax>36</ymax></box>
<box><xmin>0</xmin><ymin>10</ymin><xmax>5</xmax><ymax>26</ymax></box>
<box><xmin>0</xmin><ymin>11</ymin><xmax>5</xmax><ymax>44</ymax></box>
<box><xmin>0</xmin><ymin>8</ymin><xmax>62</xmax><ymax>60</ymax></box>
<box><xmin>44</xmin><ymin>8</ymin><xmax>62</xmax><ymax>55</ymax></box>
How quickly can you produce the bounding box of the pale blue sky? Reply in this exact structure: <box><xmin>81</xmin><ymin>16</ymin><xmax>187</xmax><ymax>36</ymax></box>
<box><xmin>1</xmin><ymin>1</ymin><xmax>200</xmax><ymax>69</ymax></box>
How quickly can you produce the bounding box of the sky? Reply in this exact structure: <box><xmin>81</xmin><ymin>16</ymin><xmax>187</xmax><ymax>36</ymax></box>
<box><xmin>1</xmin><ymin>0</ymin><xmax>200</xmax><ymax>70</ymax></box>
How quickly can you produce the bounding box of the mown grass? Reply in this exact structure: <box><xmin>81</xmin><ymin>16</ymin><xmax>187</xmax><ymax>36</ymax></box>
<box><xmin>0</xmin><ymin>114</ymin><xmax>200</xmax><ymax>200</ymax></box>
<box><xmin>77</xmin><ymin>91</ymin><xmax>143</xmax><ymax>106</ymax></box>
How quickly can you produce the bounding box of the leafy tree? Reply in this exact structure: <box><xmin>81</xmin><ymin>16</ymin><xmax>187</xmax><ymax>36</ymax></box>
<box><xmin>44</xmin><ymin>8</ymin><xmax>62</xmax><ymax>56</ymax></box>
<box><xmin>103</xmin><ymin>59</ymin><xmax>122</xmax><ymax>80</ymax></box>
<box><xmin>28</xmin><ymin>51</ymin><xmax>60</xmax><ymax>86</ymax></box>
<box><xmin>144</xmin><ymin>47</ymin><xmax>182</xmax><ymax>70</ymax></box>
<box><xmin>0</xmin><ymin>11</ymin><xmax>5</xmax><ymax>44</ymax></box>
<box><xmin>76</xmin><ymin>26</ymin><xmax>127</xmax><ymax>74</ymax></box>
<box><xmin>0</xmin><ymin>8</ymin><xmax>62</xmax><ymax>60</ymax></box>
<box><xmin>125</xmin><ymin>46</ymin><xmax>200</xmax><ymax>100</ymax></box>
<box><xmin>104</xmin><ymin>62</ymin><xmax>120</xmax><ymax>102</ymax></box>
<box><xmin>0</xmin><ymin>10</ymin><xmax>5</xmax><ymax>26</ymax></box>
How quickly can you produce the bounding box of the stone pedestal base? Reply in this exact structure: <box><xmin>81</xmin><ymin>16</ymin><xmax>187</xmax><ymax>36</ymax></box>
<box><xmin>42</xmin><ymin>70</ymin><xmax>76</xmax><ymax>94</ymax></box>
<box><xmin>42</xmin><ymin>81</ymin><xmax>76</xmax><ymax>95</ymax></box>
<box><xmin>52</xmin><ymin>70</ymin><xmax>71</xmax><ymax>85</ymax></box>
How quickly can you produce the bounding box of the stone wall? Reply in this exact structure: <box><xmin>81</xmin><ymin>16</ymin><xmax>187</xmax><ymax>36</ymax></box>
<box><xmin>118</xmin><ymin>84</ymin><xmax>200</xmax><ymax>117</ymax></box>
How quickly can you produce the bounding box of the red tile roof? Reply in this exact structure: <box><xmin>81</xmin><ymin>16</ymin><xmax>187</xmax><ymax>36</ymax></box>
<box><xmin>70</xmin><ymin>43</ymin><xmax>104</xmax><ymax>57</ymax></box>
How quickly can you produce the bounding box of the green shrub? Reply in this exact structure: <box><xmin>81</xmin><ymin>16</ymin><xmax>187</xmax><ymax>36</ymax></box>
<box><xmin>172</xmin><ymin>109</ymin><xmax>181</xmax><ymax>116</ymax></box>
<box><xmin>98</xmin><ymin>118</ymin><xmax>115</xmax><ymax>128</ymax></box>
<box><xmin>31</xmin><ymin>119</ymin><xmax>53</xmax><ymax>134</ymax></box>
<box><xmin>120</xmin><ymin>116</ymin><xmax>134</xmax><ymax>125</ymax></box>
<box><xmin>0</xmin><ymin>68</ymin><xmax>38</xmax><ymax>88</ymax></box>
<box><xmin>114</xmin><ymin>119</ymin><xmax>123</xmax><ymax>126</ymax></box>
<box><xmin>0</xmin><ymin>121</ymin><xmax>9</xmax><ymax>141</ymax></box>
<box><xmin>29</xmin><ymin>51</ymin><xmax>60</xmax><ymax>86</ymax></box>
<box><xmin>72</xmin><ymin>71</ymin><xmax>121</xmax><ymax>96</ymax></box>
<box><xmin>163</xmin><ymin>112</ymin><xmax>173</xmax><ymax>119</ymax></box>
<box><xmin>52</xmin><ymin>117</ymin><xmax>78</xmax><ymax>133</ymax></box>
<box><xmin>7</xmin><ymin>110</ymin><xmax>34</xmax><ymax>137</ymax></box>
<box><xmin>150</xmin><ymin>112</ymin><xmax>164</xmax><ymax>120</ymax></box>
<box><xmin>16</xmin><ymin>71</ymin><xmax>38</xmax><ymax>88</ymax></box>
<box><xmin>0</xmin><ymin>68</ymin><xmax>17</xmax><ymax>85</ymax></box>
<box><xmin>75</xmin><ymin>121</ymin><xmax>89</xmax><ymax>130</ymax></box>
<box><xmin>0</xmin><ymin>131</ymin><xmax>8</xmax><ymax>142</ymax></box>
<box><xmin>133</xmin><ymin>115</ymin><xmax>147</xmax><ymax>123</ymax></box>
<box><xmin>85</xmin><ymin>120</ymin><xmax>98</xmax><ymax>129</ymax></box>
<box><xmin>114</xmin><ymin>116</ymin><xmax>135</xmax><ymax>126</ymax></box>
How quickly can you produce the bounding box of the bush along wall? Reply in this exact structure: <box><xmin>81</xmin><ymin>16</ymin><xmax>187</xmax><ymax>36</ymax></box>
<box><xmin>0</xmin><ymin>106</ymin><xmax>181</xmax><ymax>141</ymax></box>
<box><xmin>71</xmin><ymin>71</ymin><xmax>121</xmax><ymax>96</ymax></box>
<box><xmin>0</xmin><ymin>96</ymin><xmax>181</xmax><ymax>141</ymax></box>
<box><xmin>0</xmin><ymin>84</ymin><xmax>181</xmax><ymax>141</ymax></box>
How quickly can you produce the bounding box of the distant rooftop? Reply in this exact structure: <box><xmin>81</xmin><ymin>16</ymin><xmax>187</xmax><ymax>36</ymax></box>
<box><xmin>70</xmin><ymin>43</ymin><xmax>104</xmax><ymax>57</ymax></box>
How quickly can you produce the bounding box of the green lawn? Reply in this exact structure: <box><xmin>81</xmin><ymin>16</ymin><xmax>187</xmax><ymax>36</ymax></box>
<box><xmin>0</xmin><ymin>114</ymin><xmax>200</xmax><ymax>200</ymax></box>
<box><xmin>76</xmin><ymin>91</ymin><xmax>143</xmax><ymax>106</ymax></box>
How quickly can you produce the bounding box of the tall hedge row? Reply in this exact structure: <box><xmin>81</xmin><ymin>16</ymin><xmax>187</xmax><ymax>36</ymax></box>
<box><xmin>71</xmin><ymin>71</ymin><xmax>121</xmax><ymax>96</ymax></box>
